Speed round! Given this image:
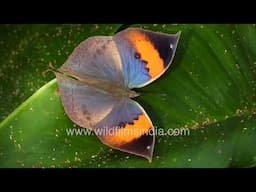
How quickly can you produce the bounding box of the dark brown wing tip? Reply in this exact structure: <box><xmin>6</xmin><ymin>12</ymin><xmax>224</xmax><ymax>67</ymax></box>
<box><xmin>175</xmin><ymin>31</ymin><xmax>182</xmax><ymax>42</ymax></box>
<box><xmin>144</xmin><ymin>148</ymin><xmax>154</xmax><ymax>163</ymax></box>
<box><xmin>176</xmin><ymin>31</ymin><xmax>182</xmax><ymax>36</ymax></box>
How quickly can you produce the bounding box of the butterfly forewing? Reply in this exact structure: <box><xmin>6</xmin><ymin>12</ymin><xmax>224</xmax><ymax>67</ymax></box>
<box><xmin>113</xmin><ymin>28</ymin><xmax>181</xmax><ymax>88</ymax></box>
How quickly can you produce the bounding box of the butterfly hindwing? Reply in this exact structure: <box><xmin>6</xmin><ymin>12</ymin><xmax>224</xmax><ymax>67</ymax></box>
<box><xmin>56</xmin><ymin>73</ymin><xmax>118</xmax><ymax>129</ymax></box>
<box><xmin>95</xmin><ymin>98</ymin><xmax>155</xmax><ymax>161</ymax></box>
<box><xmin>113</xmin><ymin>28</ymin><xmax>181</xmax><ymax>88</ymax></box>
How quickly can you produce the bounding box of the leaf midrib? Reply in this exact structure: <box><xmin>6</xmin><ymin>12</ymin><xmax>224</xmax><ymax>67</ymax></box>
<box><xmin>0</xmin><ymin>79</ymin><xmax>57</xmax><ymax>129</ymax></box>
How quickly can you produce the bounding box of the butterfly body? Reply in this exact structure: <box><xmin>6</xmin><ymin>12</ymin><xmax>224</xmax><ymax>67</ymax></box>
<box><xmin>55</xmin><ymin>69</ymin><xmax>139</xmax><ymax>98</ymax></box>
<box><xmin>55</xmin><ymin>28</ymin><xmax>181</xmax><ymax>161</ymax></box>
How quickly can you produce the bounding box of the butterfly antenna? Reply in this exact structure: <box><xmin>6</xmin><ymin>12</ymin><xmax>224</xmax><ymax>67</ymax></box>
<box><xmin>42</xmin><ymin>62</ymin><xmax>64</xmax><ymax>77</ymax></box>
<box><xmin>48</xmin><ymin>62</ymin><xmax>62</xmax><ymax>74</ymax></box>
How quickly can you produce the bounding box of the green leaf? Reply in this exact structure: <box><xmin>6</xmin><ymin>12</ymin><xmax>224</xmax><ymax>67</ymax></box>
<box><xmin>0</xmin><ymin>24</ymin><xmax>256</xmax><ymax>167</ymax></box>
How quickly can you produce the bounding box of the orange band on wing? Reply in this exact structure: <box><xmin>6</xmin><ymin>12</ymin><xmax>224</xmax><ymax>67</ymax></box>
<box><xmin>126</xmin><ymin>30</ymin><xmax>164</xmax><ymax>78</ymax></box>
<box><xmin>103</xmin><ymin>113</ymin><xmax>152</xmax><ymax>146</ymax></box>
